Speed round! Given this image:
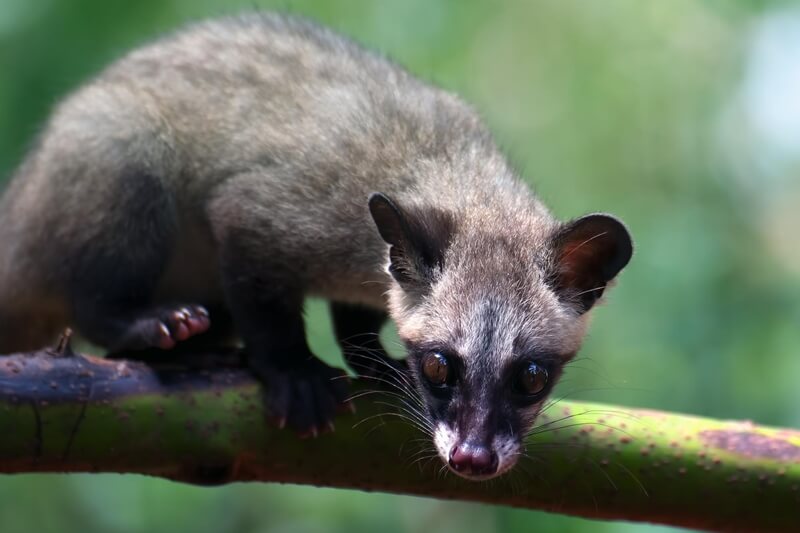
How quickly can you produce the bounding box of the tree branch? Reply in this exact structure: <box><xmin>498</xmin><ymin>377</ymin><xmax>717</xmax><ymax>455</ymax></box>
<box><xmin>0</xmin><ymin>336</ymin><xmax>798</xmax><ymax>532</ymax></box>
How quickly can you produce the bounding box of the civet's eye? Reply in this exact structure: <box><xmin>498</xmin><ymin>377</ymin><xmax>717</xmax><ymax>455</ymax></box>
<box><xmin>421</xmin><ymin>352</ymin><xmax>450</xmax><ymax>387</ymax></box>
<box><xmin>514</xmin><ymin>362</ymin><xmax>548</xmax><ymax>397</ymax></box>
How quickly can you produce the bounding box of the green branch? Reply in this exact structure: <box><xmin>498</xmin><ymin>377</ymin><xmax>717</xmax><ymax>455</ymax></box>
<box><xmin>0</xmin><ymin>337</ymin><xmax>798</xmax><ymax>532</ymax></box>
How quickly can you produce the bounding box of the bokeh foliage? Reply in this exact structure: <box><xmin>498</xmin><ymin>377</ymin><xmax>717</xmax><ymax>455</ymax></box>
<box><xmin>1</xmin><ymin>1</ymin><xmax>798</xmax><ymax>532</ymax></box>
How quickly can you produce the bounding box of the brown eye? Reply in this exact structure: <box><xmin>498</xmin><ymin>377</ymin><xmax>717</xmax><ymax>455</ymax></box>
<box><xmin>515</xmin><ymin>362</ymin><xmax>548</xmax><ymax>396</ymax></box>
<box><xmin>421</xmin><ymin>352</ymin><xmax>450</xmax><ymax>386</ymax></box>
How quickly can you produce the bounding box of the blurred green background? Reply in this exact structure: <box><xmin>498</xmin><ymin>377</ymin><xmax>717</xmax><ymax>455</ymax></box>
<box><xmin>1</xmin><ymin>0</ymin><xmax>799</xmax><ymax>531</ymax></box>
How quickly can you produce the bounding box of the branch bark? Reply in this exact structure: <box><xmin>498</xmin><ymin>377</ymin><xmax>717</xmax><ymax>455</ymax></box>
<box><xmin>0</xmin><ymin>338</ymin><xmax>798</xmax><ymax>532</ymax></box>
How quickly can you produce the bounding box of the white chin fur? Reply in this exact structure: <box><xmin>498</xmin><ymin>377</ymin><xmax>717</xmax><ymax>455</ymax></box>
<box><xmin>433</xmin><ymin>422</ymin><xmax>520</xmax><ymax>481</ymax></box>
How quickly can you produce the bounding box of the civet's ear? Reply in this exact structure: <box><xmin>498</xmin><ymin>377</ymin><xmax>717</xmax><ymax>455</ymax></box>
<box><xmin>551</xmin><ymin>213</ymin><xmax>633</xmax><ymax>312</ymax></box>
<box><xmin>368</xmin><ymin>193</ymin><xmax>455</xmax><ymax>292</ymax></box>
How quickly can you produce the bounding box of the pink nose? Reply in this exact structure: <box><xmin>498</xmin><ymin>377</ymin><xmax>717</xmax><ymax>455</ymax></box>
<box><xmin>448</xmin><ymin>442</ymin><xmax>498</xmax><ymax>477</ymax></box>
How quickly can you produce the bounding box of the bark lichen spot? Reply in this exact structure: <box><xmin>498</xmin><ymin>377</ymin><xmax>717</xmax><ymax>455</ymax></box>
<box><xmin>700</xmin><ymin>430</ymin><xmax>800</xmax><ymax>462</ymax></box>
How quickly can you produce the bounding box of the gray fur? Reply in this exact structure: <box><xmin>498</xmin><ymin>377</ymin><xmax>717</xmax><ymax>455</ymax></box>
<box><xmin>0</xmin><ymin>12</ymin><xmax>631</xmax><ymax>477</ymax></box>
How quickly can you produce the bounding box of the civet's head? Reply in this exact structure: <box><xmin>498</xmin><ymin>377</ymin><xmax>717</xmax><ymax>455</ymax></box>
<box><xmin>369</xmin><ymin>193</ymin><xmax>632</xmax><ymax>480</ymax></box>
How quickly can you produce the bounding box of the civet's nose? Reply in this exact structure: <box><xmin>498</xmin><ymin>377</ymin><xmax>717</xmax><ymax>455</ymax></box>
<box><xmin>448</xmin><ymin>442</ymin><xmax>498</xmax><ymax>478</ymax></box>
